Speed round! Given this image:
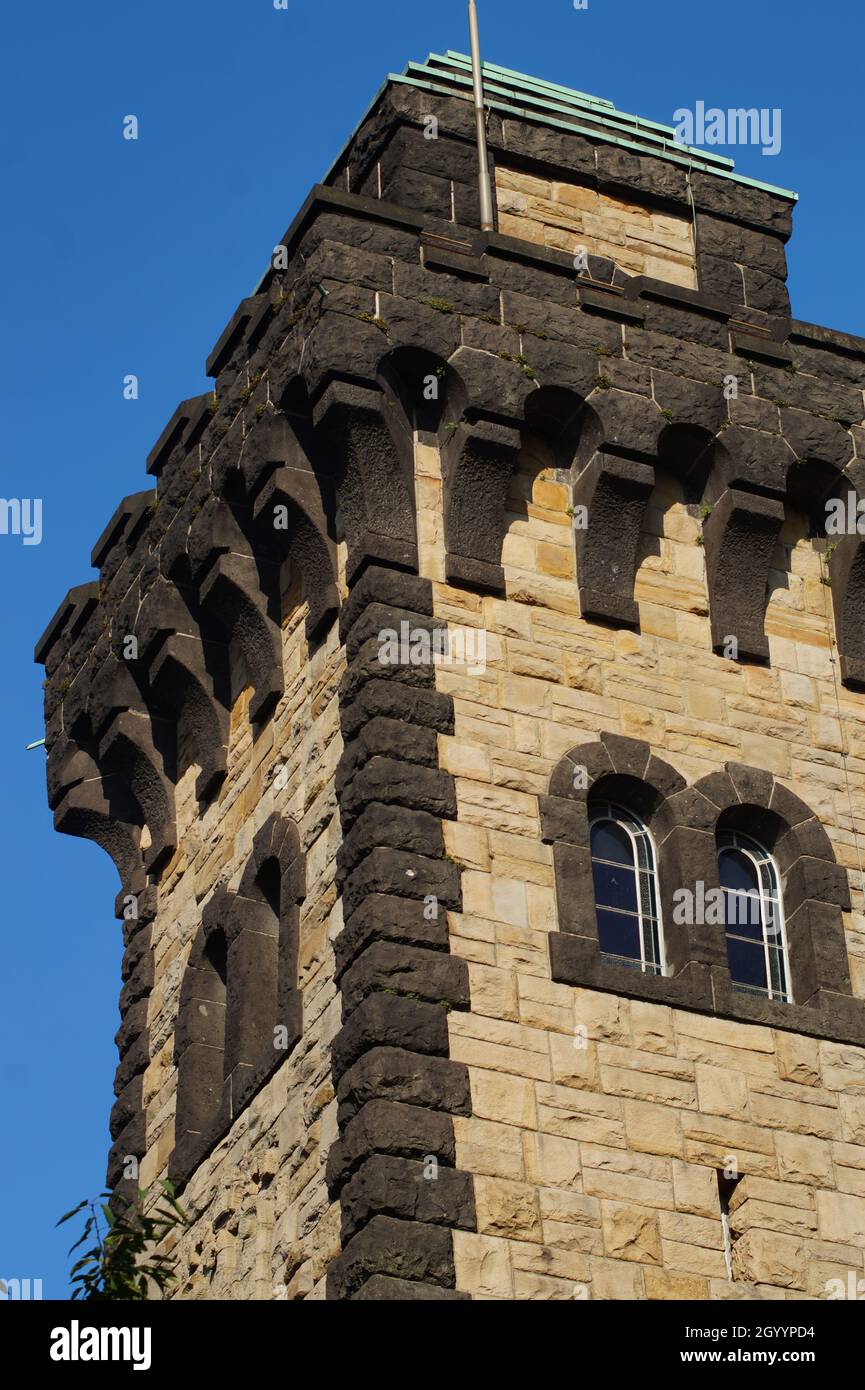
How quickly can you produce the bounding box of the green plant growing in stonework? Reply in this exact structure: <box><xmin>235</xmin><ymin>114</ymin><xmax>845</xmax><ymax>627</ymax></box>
<box><xmin>58</xmin><ymin>1181</ymin><xmax>189</xmax><ymax>1301</ymax></box>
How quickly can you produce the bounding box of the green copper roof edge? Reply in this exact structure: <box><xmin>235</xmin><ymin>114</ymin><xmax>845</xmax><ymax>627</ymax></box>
<box><xmin>389</xmin><ymin>72</ymin><xmax>797</xmax><ymax>201</ymax></box>
<box><xmin>416</xmin><ymin>60</ymin><xmax>708</xmax><ymax>153</ymax></box>
<box><xmin>392</xmin><ymin>70</ymin><xmax>720</xmax><ymax>163</ymax></box>
<box><xmin>437</xmin><ymin>50</ymin><xmax>615</xmax><ymax>110</ymax></box>
<box><xmin>435</xmin><ymin>52</ymin><xmax>725</xmax><ymax>145</ymax></box>
<box><xmin>409</xmin><ymin>59</ymin><xmax>734</xmax><ymax>166</ymax></box>
<box><xmin>428</xmin><ymin>52</ymin><xmax>798</xmax><ymax>201</ymax></box>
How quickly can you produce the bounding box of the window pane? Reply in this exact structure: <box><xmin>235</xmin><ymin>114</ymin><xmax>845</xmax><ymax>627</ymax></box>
<box><xmin>762</xmin><ymin>896</ymin><xmax>781</xmax><ymax>942</ymax></box>
<box><xmin>718</xmin><ymin>847</ymin><xmax>758</xmax><ymax>894</ymax></box>
<box><xmin>590</xmin><ymin>819</ymin><xmax>634</xmax><ymax>866</ymax></box>
<box><xmin>726</xmin><ymin>936</ymin><xmax>769</xmax><ymax>992</ymax></box>
<box><xmin>596</xmin><ymin>908</ymin><xmax>642</xmax><ymax>962</ymax></box>
<box><xmin>721</xmin><ymin>888</ymin><xmax>763</xmax><ymax>941</ymax></box>
<box><xmin>592</xmin><ymin>858</ymin><xmax>638</xmax><ymax>913</ymax></box>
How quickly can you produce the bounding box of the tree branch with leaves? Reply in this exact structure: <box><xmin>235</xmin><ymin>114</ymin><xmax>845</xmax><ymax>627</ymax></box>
<box><xmin>58</xmin><ymin>1181</ymin><xmax>190</xmax><ymax>1300</ymax></box>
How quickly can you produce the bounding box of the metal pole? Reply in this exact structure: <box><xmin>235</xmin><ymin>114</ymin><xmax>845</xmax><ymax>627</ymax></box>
<box><xmin>468</xmin><ymin>0</ymin><xmax>495</xmax><ymax>232</ymax></box>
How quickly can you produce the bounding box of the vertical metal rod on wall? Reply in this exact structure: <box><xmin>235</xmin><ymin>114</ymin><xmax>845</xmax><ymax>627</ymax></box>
<box><xmin>468</xmin><ymin>0</ymin><xmax>495</xmax><ymax>232</ymax></box>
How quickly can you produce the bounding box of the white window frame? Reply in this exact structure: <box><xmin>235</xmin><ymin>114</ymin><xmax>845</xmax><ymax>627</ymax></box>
<box><xmin>718</xmin><ymin>830</ymin><xmax>791</xmax><ymax>1004</ymax></box>
<box><xmin>589</xmin><ymin>802</ymin><xmax>667</xmax><ymax>977</ymax></box>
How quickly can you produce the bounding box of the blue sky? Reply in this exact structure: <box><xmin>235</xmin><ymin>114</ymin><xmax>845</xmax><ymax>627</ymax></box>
<box><xmin>1</xmin><ymin>0</ymin><xmax>862</xmax><ymax>1297</ymax></box>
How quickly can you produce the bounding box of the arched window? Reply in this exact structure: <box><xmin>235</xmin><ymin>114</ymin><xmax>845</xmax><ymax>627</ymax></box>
<box><xmin>718</xmin><ymin>831</ymin><xmax>790</xmax><ymax>1003</ymax></box>
<box><xmin>589</xmin><ymin>802</ymin><xmax>665</xmax><ymax>975</ymax></box>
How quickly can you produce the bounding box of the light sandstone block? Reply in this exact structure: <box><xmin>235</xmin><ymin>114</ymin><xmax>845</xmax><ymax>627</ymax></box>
<box><xmin>442</xmin><ymin>820</ymin><xmax>490</xmax><ymax>871</ymax></box>
<box><xmin>624</xmin><ymin>1099</ymin><xmax>684</xmax><ymax>1158</ymax></box>
<box><xmin>816</xmin><ymin>1190</ymin><xmax>865</xmax><ymax>1246</ymax></box>
<box><xmin>549</xmin><ymin>1031</ymin><xmax>601</xmax><ymax>1090</ymax></box>
<box><xmin>468</xmin><ymin>963</ymin><xmax>520</xmax><ymax>1022</ymax></box>
<box><xmin>644</xmin><ymin>1268</ymin><xmax>710</xmax><ymax>1300</ymax></box>
<box><xmin>475</xmin><ymin>1176</ymin><xmax>543</xmax><ymax>1242</ymax></box>
<box><xmin>674</xmin><ymin>1011</ymin><xmax>777</xmax><ymax>1052</ymax></box>
<box><xmin>695</xmin><ymin>1063</ymin><xmax>750</xmax><ymax>1120</ymax></box>
<box><xmin>508</xmin><ymin>1237</ymin><xmax>592</xmax><ymax>1284</ymax></box>
<box><xmin>729</xmin><ymin>1198</ymin><xmax>818</xmax><ymax>1239</ymax></box>
<box><xmin>659</xmin><ymin>1210</ymin><xmax>725</xmax><ymax>1250</ymax></box>
<box><xmin>840</xmin><ymin>1095</ymin><xmax>865</xmax><ymax>1144</ymax></box>
<box><xmin>749</xmin><ymin>1091</ymin><xmax>840</xmax><ymax>1141</ymax></box>
<box><xmin>661</xmin><ymin>1239</ymin><xmax>728</xmax><ymax>1279</ymax></box>
<box><xmin>729</xmin><ymin>1175</ymin><xmax>815</xmax><ymax>1211</ymax></box>
<box><xmin>820</xmin><ymin>1044</ymin><xmax>865</xmax><ymax>1092</ymax></box>
<box><xmin>731</xmin><ymin>1229</ymin><xmax>806</xmax><ymax>1289</ymax></box>
<box><xmin>775</xmin><ymin>1132</ymin><xmax>835</xmax><ymax>1186</ymax></box>
<box><xmin>582</xmin><ymin>1168</ymin><xmax>675</xmax><ymax>1210</ymax></box>
<box><xmin>469</xmin><ymin>1067</ymin><xmax>538</xmax><ymax>1129</ymax></box>
<box><xmin>523</xmin><ymin>1131</ymin><xmax>582</xmax><ymax>1188</ymax></box>
<box><xmin>590</xmin><ymin>1257</ymin><xmax>644</xmax><ymax>1300</ymax></box>
<box><xmin>450</xmin><ymin>1035</ymin><xmax>551</xmax><ymax>1082</ymax></box>
<box><xmin>602</xmin><ymin>1202</ymin><xmax>662</xmax><ymax>1263</ymax></box>
<box><xmin>683</xmin><ymin>1140</ymin><xmax>779</xmax><ymax>1180</ymax></box>
<box><xmin>517</xmin><ymin>974</ymin><xmax>574</xmax><ymax>1033</ymax></box>
<box><xmin>512</xmin><ymin>1270</ymin><xmax>583</xmax><ymax>1300</ymax></box>
<box><xmin>539</xmin><ymin>1188</ymin><xmax>602</xmax><ymax>1226</ymax></box>
<box><xmin>540</xmin><ymin>1218</ymin><xmax>605</xmax><ymax>1256</ymax></box>
<box><xmin>600</xmin><ymin>1063</ymin><xmax>696</xmax><ymax>1108</ymax></box>
<box><xmin>572</xmin><ymin>988</ymin><xmax>631</xmax><ymax>1044</ymax></box>
<box><xmin>453</xmin><ymin>1231</ymin><xmax>514</xmax><ymax>1298</ymax></box>
<box><xmin>630</xmin><ymin>1000</ymin><xmax>676</xmax><ymax>1055</ymax></box>
<box><xmin>672</xmin><ymin>1159</ymin><xmax>719</xmax><ymax>1217</ymax></box>
<box><xmin>454</xmin><ymin>1122</ymin><xmax>527</xmax><ymax>1182</ymax></box>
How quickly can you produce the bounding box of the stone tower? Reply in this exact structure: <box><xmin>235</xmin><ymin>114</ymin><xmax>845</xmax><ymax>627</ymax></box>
<box><xmin>36</xmin><ymin>53</ymin><xmax>865</xmax><ymax>1301</ymax></box>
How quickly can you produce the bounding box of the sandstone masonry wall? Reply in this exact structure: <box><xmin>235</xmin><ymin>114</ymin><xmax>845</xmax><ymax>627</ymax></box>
<box><xmin>416</xmin><ymin>444</ymin><xmax>865</xmax><ymax>1298</ymax></box>
<box><xmin>135</xmin><ymin>590</ymin><xmax>346</xmax><ymax>1298</ymax></box>
<box><xmin>495</xmin><ymin>166</ymin><xmax>698</xmax><ymax>288</ymax></box>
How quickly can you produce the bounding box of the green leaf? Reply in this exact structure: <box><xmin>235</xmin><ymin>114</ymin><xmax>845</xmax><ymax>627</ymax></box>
<box><xmin>57</xmin><ymin>1201</ymin><xmax>89</xmax><ymax>1227</ymax></box>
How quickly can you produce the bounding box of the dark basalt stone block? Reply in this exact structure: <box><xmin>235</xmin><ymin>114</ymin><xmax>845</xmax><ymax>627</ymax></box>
<box><xmin>574</xmin><ymin>452</ymin><xmax>655</xmax><ymax>628</ymax></box>
<box><xmin>336</xmin><ymin>1047</ymin><xmax>472</xmax><ymax>1125</ymax></box>
<box><xmin>338</xmin><ymin>1154</ymin><xmax>476</xmax><ymax>1242</ymax></box>
<box><xmin>596</xmin><ymin>144</ymin><xmax>690</xmax><ymax>205</ymax></box>
<box><xmin>331</xmin><ymin>994</ymin><xmax>452</xmax><ymax>1080</ymax></box>
<box><xmin>326</xmin><ymin>1215</ymin><xmax>456</xmax><ymax>1300</ymax></box>
<box><xmin>339</xmin><ymin>941</ymin><xmax>470</xmax><ymax>1017</ymax></box>
<box><xmin>339</xmin><ymin>636</ymin><xmax>438</xmax><ymax>704</ymax></box>
<box><xmin>341</xmin><ymin>847</ymin><xmax>461</xmax><ymax>920</ymax></box>
<box><xmin>697</xmin><ymin>253</ymin><xmax>746</xmax><ymax>308</ymax></box>
<box><xmin>339</xmin><ymin>757</ymin><xmax>457</xmax><ymax>825</ymax></box>
<box><xmin>539</xmin><ymin>793</ymin><xmax>588</xmax><ymax>847</ymax></box>
<box><xmin>339</xmin><ymin>566</ymin><xmax>434</xmax><ymax>641</ymax></box>
<box><xmin>696</xmin><ymin>214</ymin><xmax>789</xmax><ymax>278</ymax></box>
<box><xmin>327</xmin><ymin>1098</ymin><xmax>457</xmax><ymax>1193</ymax></box>
<box><xmin>337</xmin><ymin>803</ymin><xmax>445</xmax><ymax>876</ymax></box>
<box><xmin>339</xmin><ymin>680</ymin><xmax>454</xmax><ymax>741</ymax></box>
<box><xmin>344</xmin><ymin>603</ymin><xmax>447</xmax><ymax>665</ymax></box>
<box><xmin>109</xmin><ymin>1079</ymin><xmax>144</xmax><ymax>1141</ymax></box>
<box><xmin>336</xmin><ymin>718</ymin><xmax>438</xmax><ymax>797</ymax></box>
<box><xmin>334</xmin><ymin>894</ymin><xmax>450</xmax><ymax>979</ymax></box>
<box><xmin>703</xmin><ymin>488</ymin><xmax>785</xmax><ymax>661</ymax></box>
<box><xmin>742</xmin><ymin>266</ymin><xmax>791</xmax><ymax>317</ymax></box>
<box><xmin>550</xmin><ymin>933</ymin><xmax>714</xmax><ymax>1011</ymax></box>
